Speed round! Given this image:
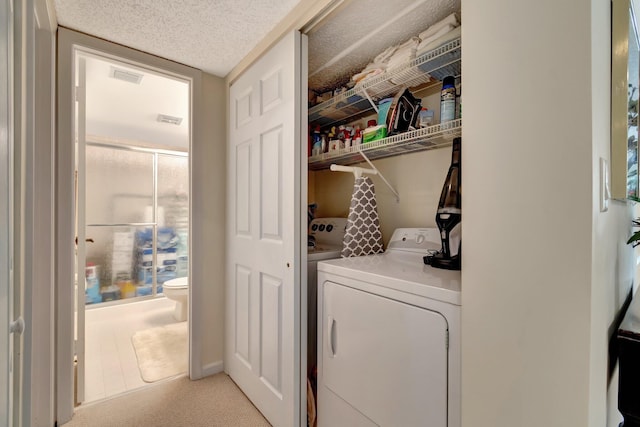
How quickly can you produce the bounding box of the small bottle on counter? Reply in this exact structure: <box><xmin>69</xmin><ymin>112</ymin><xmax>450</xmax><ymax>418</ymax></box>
<box><xmin>440</xmin><ymin>76</ymin><xmax>456</xmax><ymax>124</ymax></box>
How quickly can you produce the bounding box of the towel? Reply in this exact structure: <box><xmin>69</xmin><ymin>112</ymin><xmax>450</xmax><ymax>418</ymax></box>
<box><xmin>352</xmin><ymin>45</ymin><xmax>399</xmax><ymax>84</ymax></box>
<box><xmin>418</xmin><ymin>24</ymin><xmax>457</xmax><ymax>51</ymax></box>
<box><xmin>352</xmin><ymin>67</ymin><xmax>385</xmax><ymax>84</ymax></box>
<box><xmin>419</xmin><ymin>13</ymin><xmax>459</xmax><ymax>41</ymax></box>
<box><xmin>387</xmin><ymin>37</ymin><xmax>420</xmax><ymax>69</ymax></box>
<box><xmin>341</xmin><ymin>176</ymin><xmax>384</xmax><ymax>258</ymax></box>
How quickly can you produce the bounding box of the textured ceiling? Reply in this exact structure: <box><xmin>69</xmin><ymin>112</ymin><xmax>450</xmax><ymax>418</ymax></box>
<box><xmin>58</xmin><ymin>0</ymin><xmax>462</xmax><ymax>145</ymax></box>
<box><xmin>308</xmin><ymin>0</ymin><xmax>461</xmax><ymax>93</ymax></box>
<box><xmin>53</xmin><ymin>0</ymin><xmax>302</xmax><ymax>77</ymax></box>
<box><xmin>84</xmin><ymin>53</ymin><xmax>189</xmax><ymax>150</ymax></box>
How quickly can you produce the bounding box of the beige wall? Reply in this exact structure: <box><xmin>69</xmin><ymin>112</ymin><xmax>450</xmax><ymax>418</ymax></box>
<box><xmin>462</xmin><ymin>0</ymin><xmax>632</xmax><ymax>426</ymax></box>
<box><xmin>193</xmin><ymin>72</ymin><xmax>226</xmax><ymax>370</ymax></box>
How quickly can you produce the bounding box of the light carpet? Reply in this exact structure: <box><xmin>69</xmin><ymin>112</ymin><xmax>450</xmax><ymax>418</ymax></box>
<box><xmin>131</xmin><ymin>322</ymin><xmax>188</xmax><ymax>382</ymax></box>
<box><xmin>63</xmin><ymin>373</ymin><xmax>271</xmax><ymax>427</ymax></box>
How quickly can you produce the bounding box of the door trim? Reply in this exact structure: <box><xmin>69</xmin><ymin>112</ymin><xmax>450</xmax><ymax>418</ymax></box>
<box><xmin>1</xmin><ymin>0</ymin><xmax>14</xmax><ymax>424</ymax></box>
<box><xmin>11</xmin><ymin>0</ymin><xmax>57</xmax><ymax>425</ymax></box>
<box><xmin>297</xmin><ymin>32</ymin><xmax>309</xmax><ymax>427</ymax></box>
<box><xmin>225</xmin><ymin>0</ymin><xmax>344</xmax><ymax>85</ymax></box>
<box><xmin>56</xmin><ymin>27</ymin><xmax>203</xmax><ymax>424</ymax></box>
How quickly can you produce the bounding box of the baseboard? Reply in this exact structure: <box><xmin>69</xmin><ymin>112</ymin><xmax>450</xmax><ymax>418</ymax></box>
<box><xmin>201</xmin><ymin>360</ymin><xmax>224</xmax><ymax>377</ymax></box>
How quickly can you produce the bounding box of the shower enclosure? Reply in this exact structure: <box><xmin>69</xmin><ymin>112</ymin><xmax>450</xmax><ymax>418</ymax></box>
<box><xmin>80</xmin><ymin>143</ymin><xmax>189</xmax><ymax>306</ymax></box>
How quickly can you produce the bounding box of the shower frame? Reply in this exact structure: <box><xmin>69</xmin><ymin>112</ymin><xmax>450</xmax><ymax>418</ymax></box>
<box><xmin>79</xmin><ymin>140</ymin><xmax>189</xmax><ymax>308</ymax></box>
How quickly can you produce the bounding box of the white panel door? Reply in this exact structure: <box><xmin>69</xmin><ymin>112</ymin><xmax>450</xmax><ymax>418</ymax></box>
<box><xmin>227</xmin><ymin>31</ymin><xmax>303</xmax><ymax>427</ymax></box>
<box><xmin>319</xmin><ymin>281</ymin><xmax>448</xmax><ymax>427</ymax></box>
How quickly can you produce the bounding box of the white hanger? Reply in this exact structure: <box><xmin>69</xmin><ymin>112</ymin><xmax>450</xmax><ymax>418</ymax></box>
<box><xmin>330</xmin><ymin>151</ymin><xmax>400</xmax><ymax>202</ymax></box>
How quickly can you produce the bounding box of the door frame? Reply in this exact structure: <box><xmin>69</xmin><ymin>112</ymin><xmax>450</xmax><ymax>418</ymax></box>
<box><xmin>11</xmin><ymin>0</ymin><xmax>57</xmax><ymax>425</ymax></box>
<box><xmin>56</xmin><ymin>28</ymin><xmax>203</xmax><ymax>423</ymax></box>
<box><xmin>1</xmin><ymin>0</ymin><xmax>14</xmax><ymax>424</ymax></box>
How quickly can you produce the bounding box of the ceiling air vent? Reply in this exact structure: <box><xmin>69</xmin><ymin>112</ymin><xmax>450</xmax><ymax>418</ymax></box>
<box><xmin>157</xmin><ymin>114</ymin><xmax>183</xmax><ymax>125</ymax></box>
<box><xmin>109</xmin><ymin>66</ymin><xmax>144</xmax><ymax>84</ymax></box>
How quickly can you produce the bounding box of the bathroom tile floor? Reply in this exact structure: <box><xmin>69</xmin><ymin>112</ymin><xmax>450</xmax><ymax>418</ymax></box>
<box><xmin>84</xmin><ymin>297</ymin><xmax>181</xmax><ymax>403</ymax></box>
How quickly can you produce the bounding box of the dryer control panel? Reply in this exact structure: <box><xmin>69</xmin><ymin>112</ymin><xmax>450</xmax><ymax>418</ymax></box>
<box><xmin>387</xmin><ymin>228</ymin><xmax>441</xmax><ymax>253</ymax></box>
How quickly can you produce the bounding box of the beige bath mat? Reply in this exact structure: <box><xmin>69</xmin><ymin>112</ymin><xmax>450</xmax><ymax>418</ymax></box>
<box><xmin>131</xmin><ymin>322</ymin><xmax>188</xmax><ymax>382</ymax></box>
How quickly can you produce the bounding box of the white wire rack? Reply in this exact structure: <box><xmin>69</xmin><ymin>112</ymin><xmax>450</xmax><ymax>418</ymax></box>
<box><xmin>308</xmin><ymin>38</ymin><xmax>462</xmax><ymax>127</ymax></box>
<box><xmin>308</xmin><ymin>119</ymin><xmax>461</xmax><ymax>170</ymax></box>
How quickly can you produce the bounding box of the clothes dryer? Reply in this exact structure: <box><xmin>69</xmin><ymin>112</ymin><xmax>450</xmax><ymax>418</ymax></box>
<box><xmin>316</xmin><ymin>228</ymin><xmax>461</xmax><ymax>427</ymax></box>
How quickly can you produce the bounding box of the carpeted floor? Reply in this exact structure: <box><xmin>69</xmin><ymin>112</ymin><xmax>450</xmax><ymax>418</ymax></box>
<box><xmin>63</xmin><ymin>373</ymin><xmax>271</xmax><ymax>427</ymax></box>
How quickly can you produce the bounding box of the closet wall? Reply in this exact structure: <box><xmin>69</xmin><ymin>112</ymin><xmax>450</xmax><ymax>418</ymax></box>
<box><xmin>462</xmin><ymin>0</ymin><xmax>633</xmax><ymax>425</ymax></box>
<box><xmin>310</xmin><ymin>146</ymin><xmax>451</xmax><ymax>246</ymax></box>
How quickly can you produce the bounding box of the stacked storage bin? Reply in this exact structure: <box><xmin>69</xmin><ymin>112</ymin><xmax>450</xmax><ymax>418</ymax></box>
<box><xmin>135</xmin><ymin>227</ymin><xmax>179</xmax><ymax>295</ymax></box>
<box><xmin>165</xmin><ymin>200</ymin><xmax>189</xmax><ymax>278</ymax></box>
<box><xmin>108</xmin><ymin>230</ymin><xmax>135</xmax><ymax>301</ymax></box>
<box><xmin>85</xmin><ymin>264</ymin><xmax>101</xmax><ymax>304</ymax></box>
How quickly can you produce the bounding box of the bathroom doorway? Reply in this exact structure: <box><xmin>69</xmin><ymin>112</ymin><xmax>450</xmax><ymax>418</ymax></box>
<box><xmin>73</xmin><ymin>49</ymin><xmax>191</xmax><ymax>404</ymax></box>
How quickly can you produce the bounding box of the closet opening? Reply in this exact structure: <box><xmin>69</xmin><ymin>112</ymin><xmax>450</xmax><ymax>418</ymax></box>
<box><xmin>303</xmin><ymin>1</ymin><xmax>462</xmax><ymax>424</ymax></box>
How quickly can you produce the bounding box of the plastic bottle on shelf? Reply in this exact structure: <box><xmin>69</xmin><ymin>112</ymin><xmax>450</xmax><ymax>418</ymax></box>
<box><xmin>343</xmin><ymin>126</ymin><xmax>353</xmax><ymax>148</ymax></box>
<box><xmin>418</xmin><ymin>108</ymin><xmax>434</xmax><ymax>128</ymax></box>
<box><xmin>310</xmin><ymin>125</ymin><xmax>321</xmax><ymax>157</ymax></box>
<box><xmin>353</xmin><ymin>125</ymin><xmax>362</xmax><ymax>146</ymax></box>
<box><xmin>440</xmin><ymin>76</ymin><xmax>456</xmax><ymax>124</ymax></box>
<box><xmin>338</xmin><ymin>125</ymin><xmax>346</xmax><ymax>141</ymax></box>
<box><xmin>311</xmin><ymin>134</ymin><xmax>323</xmax><ymax>157</ymax></box>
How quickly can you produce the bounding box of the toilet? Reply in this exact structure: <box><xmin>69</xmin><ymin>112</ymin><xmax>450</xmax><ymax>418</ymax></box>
<box><xmin>162</xmin><ymin>277</ymin><xmax>188</xmax><ymax>321</ymax></box>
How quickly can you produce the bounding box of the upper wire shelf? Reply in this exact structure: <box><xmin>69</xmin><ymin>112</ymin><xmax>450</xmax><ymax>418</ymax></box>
<box><xmin>308</xmin><ymin>38</ymin><xmax>462</xmax><ymax>127</ymax></box>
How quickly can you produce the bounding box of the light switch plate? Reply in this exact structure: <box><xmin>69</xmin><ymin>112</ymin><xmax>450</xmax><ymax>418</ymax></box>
<box><xmin>600</xmin><ymin>157</ymin><xmax>610</xmax><ymax>212</ymax></box>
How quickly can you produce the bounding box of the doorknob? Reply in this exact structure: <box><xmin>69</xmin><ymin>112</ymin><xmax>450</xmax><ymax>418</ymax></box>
<box><xmin>9</xmin><ymin>317</ymin><xmax>24</xmax><ymax>334</ymax></box>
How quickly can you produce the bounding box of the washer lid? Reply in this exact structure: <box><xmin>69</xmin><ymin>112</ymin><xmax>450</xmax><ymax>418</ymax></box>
<box><xmin>163</xmin><ymin>276</ymin><xmax>188</xmax><ymax>289</ymax></box>
<box><xmin>308</xmin><ymin>244</ymin><xmax>342</xmax><ymax>261</ymax></box>
<box><xmin>318</xmin><ymin>251</ymin><xmax>461</xmax><ymax>305</ymax></box>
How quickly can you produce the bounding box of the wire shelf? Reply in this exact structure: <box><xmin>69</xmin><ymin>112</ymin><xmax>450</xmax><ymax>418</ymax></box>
<box><xmin>308</xmin><ymin>38</ymin><xmax>461</xmax><ymax>127</ymax></box>
<box><xmin>308</xmin><ymin>119</ymin><xmax>461</xmax><ymax>170</ymax></box>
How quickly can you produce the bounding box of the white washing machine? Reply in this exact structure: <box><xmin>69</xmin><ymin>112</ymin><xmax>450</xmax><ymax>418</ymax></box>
<box><xmin>307</xmin><ymin>218</ymin><xmax>347</xmax><ymax>378</ymax></box>
<box><xmin>316</xmin><ymin>228</ymin><xmax>461</xmax><ymax>427</ymax></box>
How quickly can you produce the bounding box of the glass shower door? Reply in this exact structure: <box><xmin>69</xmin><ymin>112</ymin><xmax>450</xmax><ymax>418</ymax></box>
<box><xmin>84</xmin><ymin>144</ymin><xmax>155</xmax><ymax>302</ymax></box>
